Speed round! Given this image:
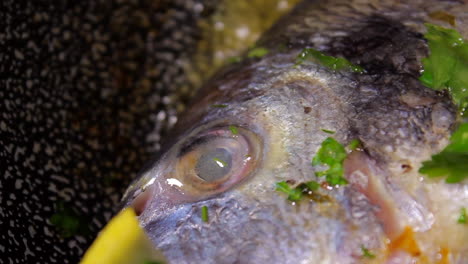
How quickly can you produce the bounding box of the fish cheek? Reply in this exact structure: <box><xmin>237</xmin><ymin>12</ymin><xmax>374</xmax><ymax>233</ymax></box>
<box><xmin>144</xmin><ymin>192</ymin><xmax>321</xmax><ymax>264</ymax></box>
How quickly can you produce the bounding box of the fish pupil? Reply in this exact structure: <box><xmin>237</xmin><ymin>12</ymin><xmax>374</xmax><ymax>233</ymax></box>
<box><xmin>195</xmin><ymin>147</ymin><xmax>232</xmax><ymax>182</ymax></box>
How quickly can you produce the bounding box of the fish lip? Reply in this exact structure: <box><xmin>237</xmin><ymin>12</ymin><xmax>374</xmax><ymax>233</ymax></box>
<box><xmin>129</xmin><ymin>183</ymin><xmax>156</xmax><ymax>216</ymax></box>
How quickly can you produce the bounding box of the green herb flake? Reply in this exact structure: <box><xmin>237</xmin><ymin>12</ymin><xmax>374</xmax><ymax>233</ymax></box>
<box><xmin>229</xmin><ymin>125</ymin><xmax>239</xmax><ymax>135</ymax></box>
<box><xmin>49</xmin><ymin>202</ymin><xmax>90</xmax><ymax>238</ymax></box>
<box><xmin>347</xmin><ymin>139</ymin><xmax>361</xmax><ymax>151</ymax></box>
<box><xmin>295</xmin><ymin>48</ymin><xmax>364</xmax><ymax>73</ymax></box>
<box><xmin>312</xmin><ymin>137</ymin><xmax>348</xmax><ymax>186</ymax></box>
<box><xmin>321</xmin><ymin>129</ymin><xmax>335</xmax><ymax>134</ymax></box>
<box><xmin>304</xmin><ymin>181</ymin><xmax>320</xmax><ymax>191</ymax></box>
<box><xmin>212</xmin><ymin>104</ymin><xmax>228</xmax><ymax>108</ymax></box>
<box><xmin>213</xmin><ymin>157</ymin><xmax>227</xmax><ymax>168</ymax></box>
<box><xmin>275</xmin><ymin>181</ymin><xmax>322</xmax><ymax>202</ymax></box>
<box><xmin>361</xmin><ymin>246</ymin><xmax>376</xmax><ymax>259</ymax></box>
<box><xmin>247</xmin><ymin>47</ymin><xmax>269</xmax><ymax>58</ymax></box>
<box><xmin>419</xmin><ymin>123</ymin><xmax>468</xmax><ymax>183</ymax></box>
<box><xmin>275</xmin><ymin>181</ymin><xmax>303</xmax><ymax>201</ymax></box>
<box><xmin>419</xmin><ymin>23</ymin><xmax>468</xmax><ymax>116</ymax></box>
<box><xmin>201</xmin><ymin>206</ymin><xmax>209</xmax><ymax>223</ymax></box>
<box><xmin>458</xmin><ymin>207</ymin><xmax>467</xmax><ymax>224</ymax></box>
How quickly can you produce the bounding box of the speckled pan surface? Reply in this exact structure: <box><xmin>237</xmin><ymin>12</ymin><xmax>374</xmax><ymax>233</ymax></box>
<box><xmin>0</xmin><ymin>0</ymin><xmax>215</xmax><ymax>263</ymax></box>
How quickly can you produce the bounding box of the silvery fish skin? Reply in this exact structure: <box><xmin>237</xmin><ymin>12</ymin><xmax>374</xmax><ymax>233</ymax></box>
<box><xmin>122</xmin><ymin>0</ymin><xmax>468</xmax><ymax>263</ymax></box>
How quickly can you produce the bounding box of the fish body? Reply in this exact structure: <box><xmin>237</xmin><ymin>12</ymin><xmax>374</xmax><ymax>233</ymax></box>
<box><xmin>122</xmin><ymin>1</ymin><xmax>468</xmax><ymax>263</ymax></box>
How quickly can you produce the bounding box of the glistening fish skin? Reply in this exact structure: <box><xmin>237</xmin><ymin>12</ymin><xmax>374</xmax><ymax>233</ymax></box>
<box><xmin>123</xmin><ymin>1</ymin><xmax>468</xmax><ymax>263</ymax></box>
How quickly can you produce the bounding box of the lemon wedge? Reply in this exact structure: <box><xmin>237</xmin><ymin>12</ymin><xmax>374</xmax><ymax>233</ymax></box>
<box><xmin>80</xmin><ymin>208</ymin><xmax>166</xmax><ymax>264</ymax></box>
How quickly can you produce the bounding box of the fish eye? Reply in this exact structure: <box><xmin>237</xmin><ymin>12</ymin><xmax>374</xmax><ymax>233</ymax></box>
<box><xmin>122</xmin><ymin>125</ymin><xmax>262</xmax><ymax>213</ymax></box>
<box><xmin>195</xmin><ymin>147</ymin><xmax>232</xmax><ymax>182</ymax></box>
<box><xmin>174</xmin><ymin>126</ymin><xmax>261</xmax><ymax>194</ymax></box>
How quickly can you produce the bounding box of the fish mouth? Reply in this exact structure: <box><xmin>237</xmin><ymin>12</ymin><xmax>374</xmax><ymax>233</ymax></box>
<box><xmin>129</xmin><ymin>183</ymin><xmax>156</xmax><ymax>216</ymax></box>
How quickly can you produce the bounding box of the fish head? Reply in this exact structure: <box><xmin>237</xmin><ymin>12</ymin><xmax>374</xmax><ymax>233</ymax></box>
<box><xmin>121</xmin><ymin>1</ymin><xmax>468</xmax><ymax>263</ymax></box>
<box><xmin>121</xmin><ymin>61</ymin><xmax>375</xmax><ymax>263</ymax></box>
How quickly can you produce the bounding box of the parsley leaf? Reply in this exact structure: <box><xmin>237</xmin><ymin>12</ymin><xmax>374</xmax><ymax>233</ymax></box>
<box><xmin>418</xmin><ymin>24</ymin><xmax>468</xmax><ymax>183</ymax></box>
<box><xmin>296</xmin><ymin>48</ymin><xmax>364</xmax><ymax>73</ymax></box>
<box><xmin>419</xmin><ymin>23</ymin><xmax>468</xmax><ymax>116</ymax></box>
<box><xmin>304</xmin><ymin>181</ymin><xmax>320</xmax><ymax>191</ymax></box>
<box><xmin>419</xmin><ymin>123</ymin><xmax>468</xmax><ymax>183</ymax></box>
<box><xmin>312</xmin><ymin>137</ymin><xmax>348</xmax><ymax>186</ymax></box>
<box><xmin>347</xmin><ymin>139</ymin><xmax>361</xmax><ymax>151</ymax></box>
<box><xmin>276</xmin><ymin>181</ymin><xmax>303</xmax><ymax>201</ymax></box>
<box><xmin>361</xmin><ymin>246</ymin><xmax>376</xmax><ymax>259</ymax></box>
<box><xmin>458</xmin><ymin>207</ymin><xmax>467</xmax><ymax>224</ymax></box>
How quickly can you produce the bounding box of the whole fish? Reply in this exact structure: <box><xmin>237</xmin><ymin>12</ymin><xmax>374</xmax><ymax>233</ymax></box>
<box><xmin>121</xmin><ymin>0</ymin><xmax>468</xmax><ymax>263</ymax></box>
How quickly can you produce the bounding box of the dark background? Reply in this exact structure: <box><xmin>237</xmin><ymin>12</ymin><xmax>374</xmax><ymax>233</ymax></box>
<box><xmin>0</xmin><ymin>0</ymin><xmax>214</xmax><ymax>263</ymax></box>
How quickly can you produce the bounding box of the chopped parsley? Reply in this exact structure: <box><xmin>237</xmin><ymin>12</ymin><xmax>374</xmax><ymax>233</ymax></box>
<box><xmin>49</xmin><ymin>201</ymin><xmax>90</xmax><ymax>238</ymax></box>
<box><xmin>312</xmin><ymin>137</ymin><xmax>348</xmax><ymax>186</ymax></box>
<box><xmin>247</xmin><ymin>47</ymin><xmax>269</xmax><ymax>58</ymax></box>
<box><xmin>201</xmin><ymin>206</ymin><xmax>209</xmax><ymax>222</ymax></box>
<box><xmin>458</xmin><ymin>207</ymin><xmax>467</xmax><ymax>224</ymax></box>
<box><xmin>276</xmin><ymin>181</ymin><xmax>303</xmax><ymax>201</ymax></box>
<box><xmin>295</xmin><ymin>48</ymin><xmax>364</xmax><ymax>73</ymax></box>
<box><xmin>361</xmin><ymin>246</ymin><xmax>376</xmax><ymax>259</ymax></box>
<box><xmin>321</xmin><ymin>129</ymin><xmax>335</xmax><ymax>134</ymax></box>
<box><xmin>418</xmin><ymin>24</ymin><xmax>468</xmax><ymax>183</ymax></box>
<box><xmin>419</xmin><ymin>23</ymin><xmax>468</xmax><ymax>116</ymax></box>
<box><xmin>275</xmin><ymin>180</ymin><xmax>321</xmax><ymax>202</ymax></box>
<box><xmin>212</xmin><ymin>104</ymin><xmax>228</xmax><ymax>108</ymax></box>
<box><xmin>419</xmin><ymin>123</ymin><xmax>468</xmax><ymax>183</ymax></box>
<box><xmin>229</xmin><ymin>125</ymin><xmax>239</xmax><ymax>135</ymax></box>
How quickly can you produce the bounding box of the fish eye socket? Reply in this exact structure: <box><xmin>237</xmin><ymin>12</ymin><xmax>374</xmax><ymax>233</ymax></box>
<box><xmin>174</xmin><ymin>126</ymin><xmax>261</xmax><ymax>194</ymax></box>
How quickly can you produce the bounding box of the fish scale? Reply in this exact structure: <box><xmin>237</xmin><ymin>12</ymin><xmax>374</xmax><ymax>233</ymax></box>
<box><xmin>0</xmin><ymin>0</ymin><xmax>213</xmax><ymax>263</ymax></box>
